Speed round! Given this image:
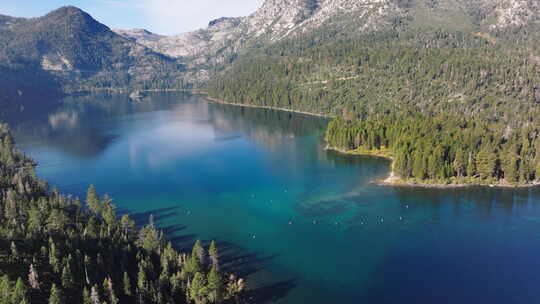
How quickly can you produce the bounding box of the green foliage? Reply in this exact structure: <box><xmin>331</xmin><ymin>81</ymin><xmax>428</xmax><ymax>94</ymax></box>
<box><xmin>190</xmin><ymin>272</ymin><xmax>208</xmax><ymax>304</ymax></box>
<box><xmin>207</xmin><ymin>267</ymin><xmax>222</xmax><ymax>303</ymax></box>
<box><xmin>0</xmin><ymin>125</ymin><xmax>242</xmax><ymax>303</ymax></box>
<box><xmin>207</xmin><ymin>25</ymin><xmax>540</xmax><ymax>186</ymax></box>
<box><xmin>122</xmin><ymin>271</ymin><xmax>132</xmax><ymax>297</ymax></box>
<box><xmin>209</xmin><ymin>240</ymin><xmax>219</xmax><ymax>270</ymax></box>
<box><xmin>325</xmin><ymin>114</ymin><xmax>540</xmax><ymax>185</ymax></box>
<box><xmin>86</xmin><ymin>185</ymin><xmax>101</xmax><ymax>215</ymax></box>
<box><xmin>48</xmin><ymin>284</ymin><xmax>63</xmax><ymax>304</ymax></box>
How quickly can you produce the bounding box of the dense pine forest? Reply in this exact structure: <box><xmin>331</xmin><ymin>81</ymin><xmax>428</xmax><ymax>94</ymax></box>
<box><xmin>207</xmin><ymin>24</ymin><xmax>540</xmax><ymax>186</ymax></box>
<box><xmin>0</xmin><ymin>124</ymin><xmax>244</xmax><ymax>303</ymax></box>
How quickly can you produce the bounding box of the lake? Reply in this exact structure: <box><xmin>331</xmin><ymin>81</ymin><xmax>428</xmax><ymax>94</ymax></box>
<box><xmin>6</xmin><ymin>92</ymin><xmax>540</xmax><ymax>304</ymax></box>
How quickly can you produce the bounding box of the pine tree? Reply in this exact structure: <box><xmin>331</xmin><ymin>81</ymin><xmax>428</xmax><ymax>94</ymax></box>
<box><xmin>102</xmin><ymin>197</ymin><xmax>117</xmax><ymax>235</ymax></box>
<box><xmin>61</xmin><ymin>264</ymin><xmax>74</xmax><ymax>289</ymax></box>
<box><xmin>412</xmin><ymin>153</ymin><xmax>426</xmax><ymax>179</ymax></box>
<box><xmin>209</xmin><ymin>240</ymin><xmax>219</xmax><ymax>270</ymax></box>
<box><xmin>120</xmin><ymin>215</ymin><xmax>135</xmax><ymax>241</ymax></box>
<box><xmin>520</xmin><ymin>157</ymin><xmax>533</xmax><ymax>183</ymax></box>
<box><xmin>192</xmin><ymin>240</ymin><xmax>206</xmax><ymax>266</ymax></box>
<box><xmin>48</xmin><ymin>284</ymin><xmax>63</xmax><ymax>304</ymax></box>
<box><xmin>84</xmin><ymin>217</ymin><xmax>98</xmax><ymax>239</ymax></box>
<box><xmin>11</xmin><ymin>277</ymin><xmax>28</xmax><ymax>304</ymax></box>
<box><xmin>476</xmin><ymin>145</ymin><xmax>496</xmax><ymax>180</ymax></box>
<box><xmin>104</xmin><ymin>277</ymin><xmax>118</xmax><ymax>304</ymax></box>
<box><xmin>10</xmin><ymin>241</ymin><xmax>19</xmax><ymax>260</ymax></box>
<box><xmin>190</xmin><ymin>272</ymin><xmax>208</xmax><ymax>304</ymax></box>
<box><xmin>466</xmin><ymin>153</ymin><xmax>476</xmax><ymax>177</ymax></box>
<box><xmin>207</xmin><ymin>267</ymin><xmax>222</xmax><ymax>303</ymax></box>
<box><xmin>123</xmin><ymin>271</ymin><xmax>132</xmax><ymax>296</ymax></box>
<box><xmin>453</xmin><ymin>149</ymin><xmax>466</xmax><ymax>177</ymax></box>
<box><xmin>137</xmin><ymin>263</ymin><xmax>147</xmax><ymax>295</ymax></box>
<box><xmin>86</xmin><ymin>185</ymin><xmax>101</xmax><ymax>215</ymax></box>
<box><xmin>28</xmin><ymin>207</ymin><xmax>43</xmax><ymax>233</ymax></box>
<box><xmin>502</xmin><ymin>152</ymin><xmax>518</xmax><ymax>183</ymax></box>
<box><xmin>0</xmin><ymin>275</ymin><xmax>11</xmax><ymax>301</ymax></box>
<box><xmin>49</xmin><ymin>239</ymin><xmax>60</xmax><ymax>273</ymax></box>
<box><xmin>83</xmin><ymin>287</ymin><xmax>92</xmax><ymax>304</ymax></box>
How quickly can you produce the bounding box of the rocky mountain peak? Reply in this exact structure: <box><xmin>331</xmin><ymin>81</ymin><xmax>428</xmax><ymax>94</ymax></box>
<box><xmin>246</xmin><ymin>0</ymin><xmax>317</xmax><ymax>38</ymax></box>
<box><xmin>41</xmin><ymin>5</ymin><xmax>111</xmax><ymax>35</ymax></box>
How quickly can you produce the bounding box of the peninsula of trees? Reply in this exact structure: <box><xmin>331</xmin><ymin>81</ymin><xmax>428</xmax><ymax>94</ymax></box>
<box><xmin>0</xmin><ymin>123</ymin><xmax>244</xmax><ymax>303</ymax></box>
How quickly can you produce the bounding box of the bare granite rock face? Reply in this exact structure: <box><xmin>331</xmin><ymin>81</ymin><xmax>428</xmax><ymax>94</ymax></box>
<box><xmin>490</xmin><ymin>0</ymin><xmax>540</xmax><ymax>29</ymax></box>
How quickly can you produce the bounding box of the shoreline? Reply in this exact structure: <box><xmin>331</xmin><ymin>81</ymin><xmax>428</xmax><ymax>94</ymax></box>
<box><xmin>74</xmin><ymin>88</ymin><xmax>332</xmax><ymax>118</ymax></box>
<box><xmin>326</xmin><ymin>145</ymin><xmax>540</xmax><ymax>189</ymax></box>
<box><xmin>202</xmin><ymin>95</ymin><xmax>332</xmax><ymax>118</ymax></box>
<box><xmin>67</xmin><ymin>89</ymin><xmax>540</xmax><ymax>189</ymax></box>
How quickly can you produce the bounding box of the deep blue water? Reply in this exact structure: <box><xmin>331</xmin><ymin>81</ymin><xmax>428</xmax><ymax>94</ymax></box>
<box><xmin>7</xmin><ymin>92</ymin><xmax>540</xmax><ymax>304</ymax></box>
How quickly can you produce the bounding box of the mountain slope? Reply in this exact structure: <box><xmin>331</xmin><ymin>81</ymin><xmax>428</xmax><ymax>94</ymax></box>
<box><xmin>114</xmin><ymin>0</ymin><xmax>404</xmax><ymax>77</ymax></box>
<box><xmin>116</xmin><ymin>0</ymin><xmax>540</xmax><ymax>82</ymax></box>
<box><xmin>0</xmin><ymin>6</ymin><xmax>185</xmax><ymax>104</ymax></box>
<box><xmin>205</xmin><ymin>0</ymin><xmax>540</xmax><ymax>186</ymax></box>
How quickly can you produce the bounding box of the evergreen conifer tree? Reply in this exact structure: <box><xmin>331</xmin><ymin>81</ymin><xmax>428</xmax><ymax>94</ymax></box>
<box><xmin>48</xmin><ymin>284</ymin><xmax>63</xmax><ymax>304</ymax></box>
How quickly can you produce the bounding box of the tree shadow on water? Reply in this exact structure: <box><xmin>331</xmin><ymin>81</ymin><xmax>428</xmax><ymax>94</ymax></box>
<box><xmin>213</xmin><ymin>241</ymin><xmax>297</xmax><ymax>303</ymax></box>
<box><xmin>119</xmin><ymin>208</ymin><xmax>298</xmax><ymax>303</ymax></box>
<box><xmin>118</xmin><ymin>206</ymin><xmax>182</xmax><ymax>227</ymax></box>
<box><xmin>161</xmin><ymin>224</ymin><xmax>187</xmax><ymax>235</ymax></box>
<box><xmin>222</xmin><ymin>252</ymin><xmax>279</xmax><ymax>278</ymax></box>
<box><xmin>169</xmin><ymin>234</ymin><xmax>198</xmax><ymax>250</ymax></box>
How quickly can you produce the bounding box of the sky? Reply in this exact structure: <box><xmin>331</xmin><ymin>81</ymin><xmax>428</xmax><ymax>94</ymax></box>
<box><xmin>1</xmin><ymin>0</ymin><xmax>265</xmax><ymax>35</ymax></box>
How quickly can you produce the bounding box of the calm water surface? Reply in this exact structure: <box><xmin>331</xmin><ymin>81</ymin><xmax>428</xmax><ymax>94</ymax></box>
<box><xmin>7</xmin><ymin>92</ymin><xmax>540</xmax><ymax>304</ymax></box>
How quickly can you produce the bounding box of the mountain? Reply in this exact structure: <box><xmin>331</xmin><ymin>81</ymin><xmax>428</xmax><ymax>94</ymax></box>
<box><xmin>203</xmin><ymin>0</ymin><xmax>540</xmax><ymax>186</ymax></box>
<box><xmin>114</xmin><ymin>0</ymin><xmax>404</xmax><ymax>78</ymax></box>
<box><xmin>116</xmin><ymin>0</ymin><xmax>540</xmax><ymax>82</ymax></box>
<box><xmin>0</xmin><ymin>6</ymin><xmax>185</xmax><ymax>106</ymax></box>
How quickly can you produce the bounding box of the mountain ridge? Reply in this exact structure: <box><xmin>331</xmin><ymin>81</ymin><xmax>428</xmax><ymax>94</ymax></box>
<box><xmin>1</xmin><ymin>1</ymin><xmax>539</xmax><ymax>103</ymax></box>
<box><xmin>115</xmin><ymin>0</ymin><xmax>540</xmax><ymax>83</ymax></box>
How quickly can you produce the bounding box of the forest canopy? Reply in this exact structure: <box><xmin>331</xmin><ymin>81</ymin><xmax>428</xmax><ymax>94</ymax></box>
<box><xmin>0</xmin><ymin>124</ymin><xmax>245</xmax><ymax>304</ymax></box>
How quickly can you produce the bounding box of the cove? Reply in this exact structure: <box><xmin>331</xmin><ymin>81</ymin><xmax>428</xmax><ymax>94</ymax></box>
<box><xmin>6</xmin><ymin>92</ymin><xmax>540</xmax><ymax>304</ymax></box>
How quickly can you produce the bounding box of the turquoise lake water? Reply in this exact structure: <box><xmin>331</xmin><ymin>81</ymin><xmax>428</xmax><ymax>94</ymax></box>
<box><xmin>7</xmin><ymin>92</ymin><xmax>540</xmax><ymax>303</ymax></box>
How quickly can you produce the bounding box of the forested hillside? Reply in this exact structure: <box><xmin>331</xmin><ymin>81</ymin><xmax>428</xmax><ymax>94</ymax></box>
<box><xmin>0</xmin><ymin>124</ymin><xmax>244</xmax><ymax>303</ymax></box>
<box><xmin>207</xmin><ymin>19</ymin><xmax>540</xmax><ymax>185</ymax></box>
<box><xmin>0</xmin><ymin>6</ymin><xmax>186</xmax><ymax>107</ymax></box>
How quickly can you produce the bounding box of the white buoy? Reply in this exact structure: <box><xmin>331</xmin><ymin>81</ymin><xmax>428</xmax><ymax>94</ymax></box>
<box><xmin>399</xmin><ymin>216</ymin><xmax>403</xmax><ymax>221</ymax></box>
<box><xmin>380</xmin><ymin>218</ymin><xmax>384</xmax><ymax>223</ymax></box>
